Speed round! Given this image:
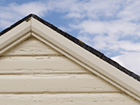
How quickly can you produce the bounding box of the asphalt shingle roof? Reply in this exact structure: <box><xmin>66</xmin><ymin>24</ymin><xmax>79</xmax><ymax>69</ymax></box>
<box><xmin>0</xmin><ymin>14</ymin><xmax>140</xmax><ymax>82</ymax></box>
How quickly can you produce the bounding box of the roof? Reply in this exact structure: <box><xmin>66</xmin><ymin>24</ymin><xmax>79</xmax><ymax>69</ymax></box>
<box><xmin>0</xmin><ymin>14</ymin><xmax>140</xmax><ymax>82</ymax></box>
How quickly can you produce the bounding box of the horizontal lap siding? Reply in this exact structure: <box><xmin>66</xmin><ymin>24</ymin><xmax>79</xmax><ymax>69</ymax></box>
<box><xmin>0</xmin><ymin>56</ymin><xmax>89</xmax><ymax>74</ymax></box>
<box><xmin>3</xmin><ymin>37</ymin><xmax>60</xmax><ymax>56</ymax></box>
<box><xmin>0</xmin><ymin>74</ymin><xmax>119</xmax><ymax>93</ymax></box>
<box><xmin>0</xmin><ymin>93</ymin><xmax>139</xmax><ymax>105</ymax></box>
<box><xmin>1</xmin><ymin>37</ymin><xmax>139</xmax><ymax>104</ymax></box>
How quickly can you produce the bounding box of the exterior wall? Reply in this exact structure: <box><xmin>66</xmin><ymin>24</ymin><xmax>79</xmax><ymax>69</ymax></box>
<box><xmin>0</xmin><ymin>37</ymin><xmax>139</xmax><ymax>105</ymax></box>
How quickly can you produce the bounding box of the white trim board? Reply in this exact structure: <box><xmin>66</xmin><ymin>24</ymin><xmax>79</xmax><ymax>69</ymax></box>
<box><xmin>0</xmin><ymin>17</ymin><xmax>140</xmax><ymax>102</ymax></box>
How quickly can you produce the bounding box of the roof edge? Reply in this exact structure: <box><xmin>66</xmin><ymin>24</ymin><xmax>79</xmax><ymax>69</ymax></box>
<box><xmin>0</xmin><ymin>14</ymin><xmax>140</xmax><ymax>82</ymax></box>
<box><xmin>0</xmin><ymin>14</ymin><xmax>33</xmax><ymax>36</ymax></box>
<box><xmin>32</xmin><ymin>14</ymin><xmax>140</xmax><ymax>82</ymax></box>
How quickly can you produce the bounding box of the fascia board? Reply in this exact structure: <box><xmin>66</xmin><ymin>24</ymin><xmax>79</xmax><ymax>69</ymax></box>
<box><xmin>31</xmin><ymin>17</ymin><xmax>140</xmax><ymax>100</ymax></box>
<box><xmin>0</xmin><ymin>20</ymin><xmax>30</xmax><ymax>51</ymax></box>
<box><xmin>0</xmin><ymin>32</ymin><xmax>31</xmax><ymax>55</ymax></box>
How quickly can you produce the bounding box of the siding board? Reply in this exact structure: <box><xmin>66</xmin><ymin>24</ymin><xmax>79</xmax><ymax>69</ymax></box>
<box><xmin>0</xmin><ymin>74</ymin><xmax>119</xmax><ymax>93</ymax></box>
<box><xmin>3</xmin><ymin>37</ymin><xmax>60</xmax><ymax>56</ymax></box>
<box><xmin>0</xmin><ymin>93</ymin><xmax>139</xmax><ymax>105</ymax></box>
<box><xmin>0</xmin><ymin>56</ymin><xmax>89</xmax><ymax>73</ymax></box>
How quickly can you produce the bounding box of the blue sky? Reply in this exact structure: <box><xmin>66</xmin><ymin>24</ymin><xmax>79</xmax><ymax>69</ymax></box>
<box><xmin>0</xmin><ymin>0</ymin><xmax>140</xmax><ymax>75</ymax></box>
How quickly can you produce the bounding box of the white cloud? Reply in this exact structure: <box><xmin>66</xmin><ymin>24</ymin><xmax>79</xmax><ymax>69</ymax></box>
<box><xmin>51</xmin><ymin>0</ymin><xmax>124</xmax><ymax>19</ymax></box>
<box><xmin>43</xmin><ymin>0</ymin><xmax>124</xmax><ymax>19</ymax></box>
<box><xmin>9</xmin><ymin>2</ymin><xmax>47</xmax><ymax>16</ymax></box>
<box><xmin>74</xmin><ymin>19</ymin><xmax>140</xmax><ymax>51</ymax></box>
<box><xmin>72</xmin><ymin>19</ymin><xmax>140</xmax><ymax>36</ymax></box>
<box><xmin>119</xmin><ymin>41</ymin><xmax>140</xmax><ymax>51</ymax></box>
<box><xmin>0</xmin><ymin>1</ymin><xmax>48</xmax><ymax>29</ymax></box>
<box><xmin>58</xmin><ymin>26</ymin><xmax>72</xmax><ymax>32</ymax></box>
<box><xmin>112</xmin><ymin>52</ymin><xmax>140</xmax><ymax>75</ymax></box>
<box><xmin>0</xmin><ymin>20</ymin><xmax>13</xmax><ymax>29</ymax></box>
<box><xmin>117</xmin><ymin>0</ymin><xmax>140</xmax><ymax>22</ymax></box>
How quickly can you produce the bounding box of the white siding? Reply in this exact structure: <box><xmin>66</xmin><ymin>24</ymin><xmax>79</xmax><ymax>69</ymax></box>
<box><xmin>0</xmin><ymin>56</ymin><xmax>88</xmax><ymax>74</ymax></box>
<box><xmin>3</xmin><ymin>37</ymin><xmax>60</xmax><ymax>56</ymax></box>
<box><xmin>0</xmin><ymin>37</ymin><xmax>139</xmax><ymax>104</ymax></box>
<box><xmin>0</xmin><ymin>74</ymin><xmax>119</xmax><ymax>93</ymax></box>
<box><xmin>0</xmin><ymin>93</ymin><xmax>139</xmax><ymax>105</ymax></box>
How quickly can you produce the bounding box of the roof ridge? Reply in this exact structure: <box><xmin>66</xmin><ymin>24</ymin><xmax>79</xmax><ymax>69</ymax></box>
<box><xmin>0</xmin><ymin>14</ymin><xmax>140</xmax><ymax>82</ymax></box>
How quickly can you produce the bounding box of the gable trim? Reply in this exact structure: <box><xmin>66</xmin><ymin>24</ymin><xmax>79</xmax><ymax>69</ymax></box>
<box><xmin>0</xmin><ymin>15</ymin><xmax>140</xmax><ymax>101</ymax></box>
<box><xmin>31</xmin><ymin>17</ymin><xmax>140</xmax><ymax>101</ymax></box>
<box><xmin>0</xmin><ymin>20</ymin><xmax>31</xmax><ymax>52</ymax></box>
<box><xmin>0</xmin><ymin>32</ymin><xmax>31</xmax><ymax>55</ymax></box>
<box><xmin>1</xmin><ymin>14</ymin><xmax>139</xmax><ymax>82</ymax></box>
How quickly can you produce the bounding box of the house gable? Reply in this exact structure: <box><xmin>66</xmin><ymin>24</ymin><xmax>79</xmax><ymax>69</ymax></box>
<box><xmin>0</xmin><ymin>14</ymin><xmax>140</xmax><ymax>104</ymax></box>
<box><xmin>0</xmin><ymin>36</ymin><xmax>119</xmax><ymax>92</ymax></box>
<box><xmin>0</xmin><ymin>34</ymin><xmax>139</xmax><ymax>105</ymax></box>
